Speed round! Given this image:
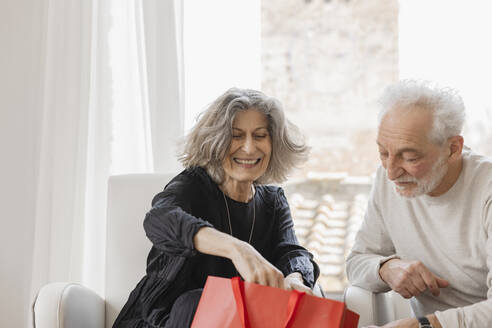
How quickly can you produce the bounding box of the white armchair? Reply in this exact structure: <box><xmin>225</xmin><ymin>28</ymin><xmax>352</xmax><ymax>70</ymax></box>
<box><xmin>33</xmin><ymin>173</ymin><xmax>403</xmax><ymax>328</ymax></box>
<box><xmin>344</xmin><ymin>285</ymin><xmax>413</xmax><ymax>327</ymax></box>
<box><xmin>33</xmin><ymin>173</ymin><xmax>324</xmax><ymax>328</ymax></box>
<box><xmin>34</xmin><ymin>173</ymin><xmax>176</xmax><ymax>328</ymax></box>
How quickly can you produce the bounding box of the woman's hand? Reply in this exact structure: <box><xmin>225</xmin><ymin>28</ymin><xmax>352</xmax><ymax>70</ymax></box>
<box><xmin>230</xmin><ymin>240</ymin><xmax>285</xmax><ymax>289</ymax></box>
<box><xmin>194</xmin><ymin>227</ymin><xmax>313</xmax><ymax>292</ymax></box>
<box><xmin>193</xmin><ymin>227</ymin><xmax>284</xmax><ymax>288</ymax></box>
<box><xmin>284</xmin><ymin>272</ymin><xmax>313</xmax><ymax>295</ymax></box>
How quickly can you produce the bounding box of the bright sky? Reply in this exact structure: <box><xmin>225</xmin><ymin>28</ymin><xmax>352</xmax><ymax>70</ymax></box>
<box><xmin>399</xmin><ymin>0</ymin><xmax>492</xmax><ymax>147</ymax></box>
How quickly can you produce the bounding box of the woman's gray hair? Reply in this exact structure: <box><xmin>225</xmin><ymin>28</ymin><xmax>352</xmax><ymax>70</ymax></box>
<box><xmin>378</xmin><ymin>79</ymin><xmax>466</xmax><ymax>144</ymax></box>
<box><xmin>179</xmin><ymin>88</ymin><xmax>309</xmax><ymax>184</ymax></box>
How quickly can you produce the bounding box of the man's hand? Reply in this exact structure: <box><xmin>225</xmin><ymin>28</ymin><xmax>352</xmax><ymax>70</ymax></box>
<box><xmin>363</xmin><ymin>314</ymin><xmax>442</xmax><ymax>328</ymax></box>
<box><xmin>379</xmin><ymin>259</ymin><xmax>449</xmax><ymax>298</ymax></box>
<box><xmin>363</xmin><ymin>317</ymin><xmax>419</xmax><ymax>328</ymax></box>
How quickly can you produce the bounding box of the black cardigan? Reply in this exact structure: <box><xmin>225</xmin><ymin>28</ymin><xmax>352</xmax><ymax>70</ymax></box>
<box><xmin>113</xmin><ymin>167</ymin><xmax>319</xmax><ymax>327</ymax></box>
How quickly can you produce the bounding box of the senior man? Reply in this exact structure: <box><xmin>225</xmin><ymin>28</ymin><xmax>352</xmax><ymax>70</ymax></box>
<box><xmin>346</xmin><ymin>80</ymin><xmax>492</xmax><ymax>328</ymax></box>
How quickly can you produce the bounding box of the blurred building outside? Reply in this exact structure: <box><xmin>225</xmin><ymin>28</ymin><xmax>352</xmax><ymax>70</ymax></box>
<box><xmin>262</xmin><ymin>0</ymin><xmax>398</xmax><ymax>292</ymax></box>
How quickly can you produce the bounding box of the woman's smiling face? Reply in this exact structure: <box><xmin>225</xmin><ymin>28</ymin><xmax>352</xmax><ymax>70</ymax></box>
<box><xmin>222</xmin><ymin>109</ymin><xmax>272</xmax><ymax>185</ymax></box>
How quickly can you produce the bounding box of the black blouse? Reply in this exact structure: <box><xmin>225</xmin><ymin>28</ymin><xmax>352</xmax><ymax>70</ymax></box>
<box><xmin>113</xmin><ymin>167</ymin><xmax>319</xmax><ymax>327</ymax></box>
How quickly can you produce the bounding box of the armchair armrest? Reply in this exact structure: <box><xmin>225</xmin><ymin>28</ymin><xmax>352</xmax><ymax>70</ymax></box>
<box><xmin>34</xmin><ymin>282</ymin><xmax>104</xmax><ymax>328</ymax></box>
<box><xmin>344</xmin><ymin>285</ymin><xmax>376</xmax><ymax>326</ymax></box>
<box><xmin>344</xmin><ymin>285</ymin><xmax>413</xmax><ymax>327</ymax></box>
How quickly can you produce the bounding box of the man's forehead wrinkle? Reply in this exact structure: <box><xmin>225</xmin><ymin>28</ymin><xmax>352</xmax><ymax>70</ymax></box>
<box><xmin>377</xmin><ymin>127</ymin><xmax>427</xmax><ymax>150</ymax></box>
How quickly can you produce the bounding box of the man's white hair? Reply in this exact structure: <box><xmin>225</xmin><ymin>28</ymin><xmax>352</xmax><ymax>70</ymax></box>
<box><xmin>378</xmin><ymin>79</ymin><xmax>466</xmax><ymax>144</ymax></box>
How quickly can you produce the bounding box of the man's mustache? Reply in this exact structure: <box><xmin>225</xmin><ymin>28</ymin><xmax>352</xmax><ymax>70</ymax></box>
<box><xmin>393</xmin><ymin>176</ymin><xmax>419</xmax><ymax>183</ymax></box>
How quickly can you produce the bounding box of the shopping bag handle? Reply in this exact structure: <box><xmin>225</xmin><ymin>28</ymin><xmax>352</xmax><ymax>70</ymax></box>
<box><xmin>231</xmin><ymin>277</ymin><xmax>305</xmax><ymax>328</ymax></box>
<box><xmin>231</xmin><ymin>277</ymin><xmax>250</xmax><ymax>328</ymax></box>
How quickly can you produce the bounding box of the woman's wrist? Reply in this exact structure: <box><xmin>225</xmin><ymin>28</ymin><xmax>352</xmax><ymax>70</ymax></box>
<box><xmin>194</xmin><ymin>226</ymin><xmax>243</xmax><ymax>260</ymax></box>
<box><xmin>228</xmin><ymin>237</ymin><xmax>249</xmax><ymax>261</ymax></box>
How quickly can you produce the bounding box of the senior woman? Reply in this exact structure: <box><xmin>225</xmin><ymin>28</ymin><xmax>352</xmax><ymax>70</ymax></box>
<box><xmin>113</xmin><ymin>88</ymin><xmax>320</xmax><ymax>328</ymax></box>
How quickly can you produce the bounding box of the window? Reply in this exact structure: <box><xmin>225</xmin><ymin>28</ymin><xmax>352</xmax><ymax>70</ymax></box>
<box><xmin>262</xmin><ymin>0</ymin><xmax>492</xmax><ymax>292</ymax></box>
<box><xmin>184</xmin><ymin>0</ymin><xmax>492</xmax><ymax>293</ymax></box>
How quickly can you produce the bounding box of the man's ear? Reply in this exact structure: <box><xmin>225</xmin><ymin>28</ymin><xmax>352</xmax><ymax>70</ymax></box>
<box><xmin>447</xmin><ymin>135</ymin><xmax>464</xmax><ymax>160</ymax></box>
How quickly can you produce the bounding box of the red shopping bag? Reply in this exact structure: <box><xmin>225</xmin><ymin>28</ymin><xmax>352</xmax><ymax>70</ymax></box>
<box><xmin>191</xmin><ymin>276</ymin><xmax>359</xmax><ymax>328</ymax></box>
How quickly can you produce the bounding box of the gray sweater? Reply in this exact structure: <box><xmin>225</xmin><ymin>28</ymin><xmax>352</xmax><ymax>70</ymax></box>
<box><xmin>346</xmin><ymin>149</ymin><xmax>492</xmax><ymax>327</ymax></box>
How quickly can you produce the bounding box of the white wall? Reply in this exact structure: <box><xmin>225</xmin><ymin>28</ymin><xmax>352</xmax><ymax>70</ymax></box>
<box><xmin>0</xmin><ymin>0</ymin><xmax>46</xmax><ymax>326</ymax></box>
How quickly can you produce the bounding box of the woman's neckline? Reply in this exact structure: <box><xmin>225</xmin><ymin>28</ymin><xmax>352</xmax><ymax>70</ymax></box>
<box><xmin>218</xmin><ymin>183</ymin><xmax>256</xmax><ymax>204</ymax></box>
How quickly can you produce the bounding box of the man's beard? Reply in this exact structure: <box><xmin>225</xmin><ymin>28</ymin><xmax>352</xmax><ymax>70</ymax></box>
<box><xmin>393</xmin><ymin>154</ymin><xmax>449</xmax><ymax>198</ymax></box>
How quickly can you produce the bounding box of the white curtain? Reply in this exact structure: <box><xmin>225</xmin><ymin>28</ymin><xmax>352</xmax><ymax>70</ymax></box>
<box><xmin>142</xmin><ymin>0</ymin><xmax>185</xmax><ymax>173</ymax></box>
<box><xmin>28</xmin><ymin>0</ymin><xmax>184</xmax><ymax>326</ymax></box>
<box><xmin>30</xmin><ymin>0</ymin><xmax>97</xmax><ymax>308</ymax></box>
